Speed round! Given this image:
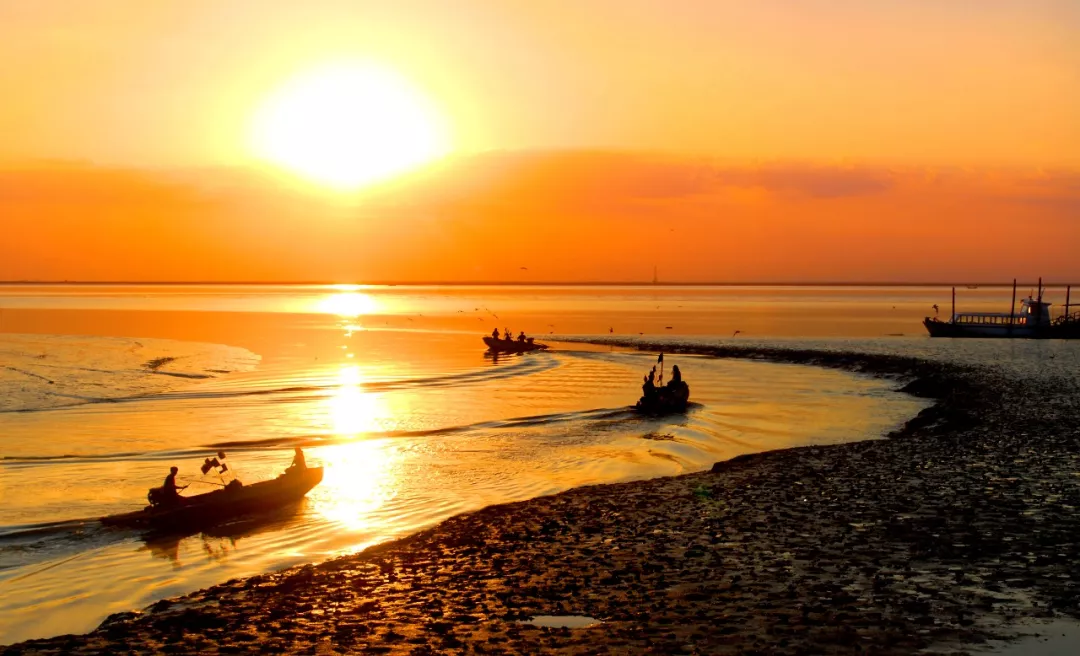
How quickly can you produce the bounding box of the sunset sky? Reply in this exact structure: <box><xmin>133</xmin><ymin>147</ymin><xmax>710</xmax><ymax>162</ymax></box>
<box><xmin>2</xmin><ymin>0</ymin><xmax>1078</xmax><ymax>282</ymax></box>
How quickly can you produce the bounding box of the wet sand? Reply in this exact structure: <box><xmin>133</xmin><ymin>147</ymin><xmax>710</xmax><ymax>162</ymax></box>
<box><xmin>6</xmin><ymin>343</ymin><xmax>1080</xmax><ymax>655</ymax></box>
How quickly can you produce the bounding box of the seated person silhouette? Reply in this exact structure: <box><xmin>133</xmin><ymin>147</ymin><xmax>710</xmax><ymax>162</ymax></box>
<box><xmin>286</xmin><ymin>447</ymin><xmax>307</xmax><ymax>474</ymax></box>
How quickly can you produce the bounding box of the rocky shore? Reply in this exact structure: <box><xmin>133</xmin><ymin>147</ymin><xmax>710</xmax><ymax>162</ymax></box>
<box><xmin>7</xmin><ymin>344</ymin><xmax>1080</xmax><ymax>654</ymax></box>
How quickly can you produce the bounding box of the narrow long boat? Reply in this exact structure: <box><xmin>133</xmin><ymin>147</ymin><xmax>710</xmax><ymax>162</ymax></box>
<box><xmin>100</xmin><ymin>467</ymin><xmax>323</xmax><ymax>532</ymax></box>
<box><xmin>482</xmin><ymin>336</ymin><xmax>549</xmax><ymax>353</ymax></box>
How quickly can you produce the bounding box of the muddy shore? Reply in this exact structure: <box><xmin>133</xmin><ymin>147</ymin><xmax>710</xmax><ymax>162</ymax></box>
<box><xmin>6</xmin><ymin>344</ymin><xmax>1080</xmax><ymax>654</ymax></box>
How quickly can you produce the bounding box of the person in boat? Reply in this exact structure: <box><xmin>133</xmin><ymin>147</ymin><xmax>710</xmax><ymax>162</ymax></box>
<box><xmin>504</xmin><ymin>328</ymin><xmax>511</xmax><ymax>342</ymax></box>
<box><xmin>668</xmin><ymin>364</ymin><xmax>682</xmax><ymax>386</ymax></box>
<box><xmin>286</xmin><ymin>447</ymin><xmax>307</xmax><ymax>474</ymax></box>
<box><xmin>642</xmin><ymin>366</ymin><xmax>658</xmax><ymax>400</ymax></box>
<box><xmin>642</xmin><ymin>374</ymin><xmax>655</xmax><ymax>399</ymax></box>
<box><xmin>517</xmin><ymin>331</ymin><xmax>527</xmax><ymax>342</ymax></box>
<box><xmin>491</xmin><ymin>327</ymin><xmax>500</xmax><ymax>340</ymax></box>
<box><xmin>162</xmin><ymin>466</ymin><xmax>187</xmax><ymax>505</ymax></box>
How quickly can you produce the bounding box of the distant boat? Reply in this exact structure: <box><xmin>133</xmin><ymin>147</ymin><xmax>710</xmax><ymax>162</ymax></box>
<box><xmin>482</xmin><ymin>336</ymin><xmax>548</xmax><ymax>353</ymax></box>
<box><xmin>924</xmin><ymin>279</ymin><xmax>1079</xmax><ymax>339</ymax></box>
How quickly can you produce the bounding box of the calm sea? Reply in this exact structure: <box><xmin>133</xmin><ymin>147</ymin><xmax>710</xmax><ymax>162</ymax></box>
<box><xmin>0</xmin><ymin>283</ymin><xmax>1074</xmax><ymax>643</ymax></box>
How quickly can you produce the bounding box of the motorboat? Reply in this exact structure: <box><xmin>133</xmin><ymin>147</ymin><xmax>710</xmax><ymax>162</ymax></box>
<box><xmin>482</xmin><ymin>336</ymin><xmax>549</xmax><ymax>353</ymax></box>
<box><xmin>635</xmin><ymin>380</ymin><xmax>690</xmax><ymax>414</ymax></box>
<box><xmin>100</xmin><ymin>466</ymin><xmax>323</xmax><ymax>533</ymax></box>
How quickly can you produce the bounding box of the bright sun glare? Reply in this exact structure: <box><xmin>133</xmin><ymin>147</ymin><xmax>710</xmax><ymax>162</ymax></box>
<box><xmin>252</xmin><ymin>62</ymin><xmax>449</xmax><ymax>189</ymax></box>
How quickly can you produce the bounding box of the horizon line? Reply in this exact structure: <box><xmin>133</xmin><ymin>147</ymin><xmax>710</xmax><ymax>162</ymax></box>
<box><xmin>1</xmin><ymin>280</ymin><xmax>1076</xmax><ymax>288</ymax></box>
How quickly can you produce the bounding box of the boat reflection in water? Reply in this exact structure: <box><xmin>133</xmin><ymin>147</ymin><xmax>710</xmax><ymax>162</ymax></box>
<box><xmin>142</xmin><ymin>501</ymin><xmax>308</xmax><ymax>567</ymax></box>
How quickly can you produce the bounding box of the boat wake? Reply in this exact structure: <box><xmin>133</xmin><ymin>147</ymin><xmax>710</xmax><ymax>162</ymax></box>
<box><xmin>3</xmin><ymin>404</ymin><xmax>642</xmax><ymax>467</ymax></box>
<box><xmin>4</xmin><ymin>350</ymin><xmax>559</xmax><ymax>415</ymax></box>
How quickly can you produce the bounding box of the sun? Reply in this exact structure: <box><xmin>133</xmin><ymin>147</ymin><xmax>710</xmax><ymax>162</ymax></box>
<box><xmin>251</xmin><ymin>61</ymin><xmax>449</xmax><ymax>189</ymax></box>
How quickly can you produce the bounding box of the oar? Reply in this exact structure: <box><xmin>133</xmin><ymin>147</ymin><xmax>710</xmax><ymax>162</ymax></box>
<box><xmin>180</xmin><ymin>480</ymin><xmax>226</xmax><ymax>492</ymax></box>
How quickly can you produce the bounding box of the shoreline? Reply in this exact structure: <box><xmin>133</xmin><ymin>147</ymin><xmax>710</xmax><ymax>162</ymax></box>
<box><xmin>6</xmin><ymin>343</ymin><xmax>1080</xmax><ymax>654</ymax></box>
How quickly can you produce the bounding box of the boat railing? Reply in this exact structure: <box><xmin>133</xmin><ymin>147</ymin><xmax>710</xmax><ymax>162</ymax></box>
<box><xmin>951</xmin><ymin>313</ymin><xmax>1028</xmax><ymax>326</ymax></box>
<box><xmin>1053</xmin><ymin>310</ymin><xmax>1080</xmax><ymax>326</ymax></box>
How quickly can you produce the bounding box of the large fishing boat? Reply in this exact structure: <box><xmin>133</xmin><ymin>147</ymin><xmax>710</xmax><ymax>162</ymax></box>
<box><xmin>924</xmin><ymin>279</ymin><xmax>1080</xmax><ymax>339</ymax></box>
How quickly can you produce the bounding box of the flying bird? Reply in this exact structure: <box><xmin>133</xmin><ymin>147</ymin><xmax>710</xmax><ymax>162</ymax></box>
<box><xmin>520</xmin><ymin>267</ymin><xmax>528</xmax><ymax>270</ymax></box>
<box><xmin>732</xmin><ymin>330</ymin><xmax>742</xmax><ymax>337</ymax></box>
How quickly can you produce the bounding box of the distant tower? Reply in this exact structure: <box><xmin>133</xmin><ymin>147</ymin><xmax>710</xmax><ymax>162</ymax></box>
<box><xmin>653</xmin><ymin>265</ymin><xmax>658</xmax><ymax>285</ymax></box>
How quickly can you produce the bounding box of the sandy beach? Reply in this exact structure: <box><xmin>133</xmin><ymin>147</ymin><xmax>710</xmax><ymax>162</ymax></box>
<box><xmin>6</xmin><ymin>342</ymin><xmax>1079</xmax><ymax>654</ymax></box>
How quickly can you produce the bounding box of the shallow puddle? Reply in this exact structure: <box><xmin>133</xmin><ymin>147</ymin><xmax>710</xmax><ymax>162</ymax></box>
<box><xmin>525</xmin><ymin>615</ymin><xmax>601</xmax><ymax>629</ymax></box>
<box><xmin>981</xmin><ymin>619</ymin><xmax>1080</xmax><ymax>655</ymax></box>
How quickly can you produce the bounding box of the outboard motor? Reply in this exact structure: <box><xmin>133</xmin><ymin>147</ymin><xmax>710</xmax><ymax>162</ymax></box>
<box><xmin>147</xmin><ymin>486</ymin><xmax>167</xmax><ymax>507</ymax></box>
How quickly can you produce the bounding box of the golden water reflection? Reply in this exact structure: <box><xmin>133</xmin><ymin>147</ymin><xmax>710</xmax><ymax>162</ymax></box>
<box><xmin>317</xmin><ymin>291</ymin><xmax>378</xmax><ymax>317</ymax></box>
<box><xmin>329</xmin><ymin>365</ymin><xmax>383</xmax><ymax>435</ymax></box>
<box><xmin>315</xmin><ymin>364</ymin><xmax>403</xmax><ymax>531</ymax></box>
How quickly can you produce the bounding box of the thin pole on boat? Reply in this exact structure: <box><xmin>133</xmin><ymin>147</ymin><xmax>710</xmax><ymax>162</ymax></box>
<box><xmin>1037</xmin><ymin>277</ymin><xmax>1044</xmax><ymax>327</ymax></box>
<box><xmin>951</xmin><ymin>286</ymin><xmax>956</xmax><ymax>322</ymax></box>
<box><xmin>1066</xmin><ymin>285</ymin><xmax>1072</xmax><ymax>325</ymax></box>
<box><xmin>1009</xmin><ymin>278</ymin><xmax>1017</xmax><ymax>333</ymax></box>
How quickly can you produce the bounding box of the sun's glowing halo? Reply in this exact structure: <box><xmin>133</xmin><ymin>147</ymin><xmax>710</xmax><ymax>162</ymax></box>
<box><xmin>251</xmin><ymin>61</ymin><xmax>449</xmax><ymax>189</ymax></box>
<box><xmin>317</xmin><ymin>291</ymin><xmax>378</xmax><ymax>317</ymax></box>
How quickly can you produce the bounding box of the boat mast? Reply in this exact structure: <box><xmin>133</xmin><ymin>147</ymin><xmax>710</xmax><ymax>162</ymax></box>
<box><xmin>1009</xmin><ymin>278</ymin><xmax>1017</xmax><ymax>334</ymax></box>
<box><xmin>1038</xmin><ymin>277</ymin><xmax>1044</xmax><ymax>326</ymax></box>
<box><xmin>951</xmin><ymin>286</ymin><xmax>956</xmax><ymax>323</ymax></box>
<box><xmin>1066</xmin><ymin>285</ymin><xmax>1072</xmax><ymax>325</ymax></box>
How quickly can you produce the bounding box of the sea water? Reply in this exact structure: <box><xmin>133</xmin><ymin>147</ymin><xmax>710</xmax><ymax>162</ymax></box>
<box><xmin>3</xmin><ymin>283</ymin><xmax>1065</xmax><ymax>643</ymax></box>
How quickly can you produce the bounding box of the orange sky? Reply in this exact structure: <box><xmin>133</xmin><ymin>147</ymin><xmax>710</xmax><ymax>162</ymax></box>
<box><xmin>2</xmin><ymin>1</ymin><xmax>1078</xmax><ymax>282</ymax></box>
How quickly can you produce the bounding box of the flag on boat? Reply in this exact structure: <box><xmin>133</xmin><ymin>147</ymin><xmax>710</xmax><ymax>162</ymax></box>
<box><xmin>657</xmin><ymin>353</ymin><xmax>664</xmax><ymax>363</ymax></box>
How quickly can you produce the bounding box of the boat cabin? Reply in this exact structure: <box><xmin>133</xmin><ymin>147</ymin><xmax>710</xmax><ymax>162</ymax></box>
<box><xmin>952</xmin><ymin>296</ymin><xmax>1051</xmax><ymax>327</ymax></box>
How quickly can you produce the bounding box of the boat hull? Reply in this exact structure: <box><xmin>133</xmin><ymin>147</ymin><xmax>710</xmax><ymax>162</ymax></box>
<box><xmin>635</xmin><ymin>382</ymin><xmax>690</xmax><ymax>415</ymax></box>
<box><xmin>923</xmin><ymin>318</ymin><xmax>1080</xmax><ymax>339</ymax></box>
<box><xmin>100</xmin><ymin>467</ymin><xmax>324</xmax><ymax>533</ymax></box>
<box><xmin>482</xmin><ymin>336</ymin><xmax>549</xmax><ymax>353</ymax></box>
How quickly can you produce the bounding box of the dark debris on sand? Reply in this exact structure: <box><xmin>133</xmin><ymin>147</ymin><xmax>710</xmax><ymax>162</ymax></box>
<box><xmin>7</xmin><ymin>344</ymin><xmax>1080</xmax><ymax>654</ymax></box>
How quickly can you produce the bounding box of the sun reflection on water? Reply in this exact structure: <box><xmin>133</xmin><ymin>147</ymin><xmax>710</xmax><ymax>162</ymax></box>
<box><xmin>317</xmin><ymin>291</ymin><xmax>378</xmax><ymax>318</ymax></box>
<box><xmin>315</xmin><ymin>364</ymin><xmax>402</xmax><ymax>531</ymax></box>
